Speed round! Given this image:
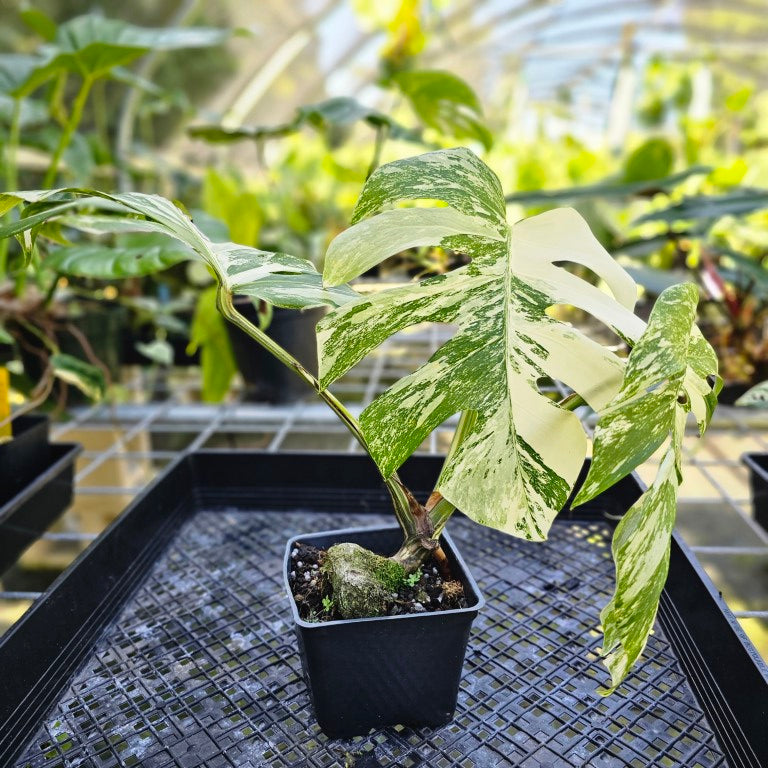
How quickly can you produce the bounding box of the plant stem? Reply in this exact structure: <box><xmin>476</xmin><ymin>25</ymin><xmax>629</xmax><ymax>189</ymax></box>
<box><xmin>43</xmin><ymin>76</ymin><xmax>94</xmax><ymax>188</ymax></box>
<box><xmin>558</xmin><ymin>392</ymin><xmax>587</xmax><ymax>412</ymax></box>
<box><xmin>0</xmin><ymin>97</ymin><xmax>22</xmax><ymax>276</ymax></box>
<box><xmin>216</xmin><ymin>288</ymin><xmax>419</xmax><ymax>537</ymax></box>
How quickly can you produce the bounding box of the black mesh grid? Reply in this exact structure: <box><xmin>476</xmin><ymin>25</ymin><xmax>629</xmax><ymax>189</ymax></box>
<box><xmin>13</xmin><ymin>509</ymin><xmax>728</xmax><ymax>768</ymax></box>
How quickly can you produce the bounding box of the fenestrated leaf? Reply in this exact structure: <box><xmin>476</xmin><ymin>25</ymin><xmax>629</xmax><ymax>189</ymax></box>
<box><xmin>735</xmin><ymin>381</ymin><xmax>768</xmax><ymax>407</ymax></box>
<box><xmin>573</xmin><ymin>284</ymin><xmax>718</xmax><ymax>508</ymax></box>
<box><xmin>43</xmin><ymin>235</ymin><xmax>192</xmax><ymax>278</ymax></box>
<box><xmin>324</xmin><ymin>207</ymin><xmax>501</xmax><ymax>286</ymax></box>
<box><xmin>573</xmin><ymin>284</ymin><xmax>718</xmax><ymax>692</ymax></box>
<box><xmin>320</xmin><ymin>148</ymin><xmax>645</xmax><ymax>541</ymax></box>
<box><xmin>0</xmin><ymin>188</ymin><xmax>359</xmax><ymax>311</ymax></box>
<box><xmin>50</xmin><ymin>353</ymin><xmax>106</xmax><ymax>400</ymax></box>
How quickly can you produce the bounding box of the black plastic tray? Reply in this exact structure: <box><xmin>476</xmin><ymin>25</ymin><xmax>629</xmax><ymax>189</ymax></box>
<box><xmin>0</xmin><ymin>442</ymin><xmax>81</xmax><ymax>575</ymax></box>
<box><xmin>1</xmin><ymin>451</ymin><xmax>766</xmax><ymax>767</ymax></box>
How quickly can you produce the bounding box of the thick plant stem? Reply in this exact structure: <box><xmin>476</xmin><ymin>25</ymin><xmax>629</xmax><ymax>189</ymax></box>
<box><xmin>391</xmin><ymin>409</ymin><xmax>477</xmax><ymax>571</ymax></box>
<box><xmin>43</xmin><ymin>76</ymin><xmax>93</xmax><ymax>188</ymax></box>
<box><xmin>394</xmin><ymin>394</ymin><xmax>589</xmax><ymax>569</ymax></box>
<box><xmin>216</xmin><ymin>288</ymin><xmax>419</xmax><ymax>538</ymax></box>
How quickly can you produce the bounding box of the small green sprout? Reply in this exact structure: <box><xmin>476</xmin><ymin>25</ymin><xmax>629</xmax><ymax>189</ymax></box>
<box><xmin>404</xmin><ymin>569</ymin><xmax>422</xmax><ymax>588</ymax></box>
<box><xmin>322</xmin><ymin>595</ymin><xmax>334</xmax><ymax>613</ymax></box>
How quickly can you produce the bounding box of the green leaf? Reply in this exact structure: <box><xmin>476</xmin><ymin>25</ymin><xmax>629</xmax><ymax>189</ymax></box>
<box><xmin>189</xmin><ymin>96</ymin><xmax>422</xmax><ymax>145</ymax></box>
<box><xmin>50</xmin><ymin>353</ymin><xmax>106</xmax><ymax>400</ymax></box>
<box><xmin>392</xmin><ymin>70</ymin><xmax>493</xmax><ymax>149</ymax></box>
<box><xmin>574</xmin><ymin>284</ymin><xmax>718</xmax><ymax>507</ymax></box>
<box><xmin>20</xmin><ymin>7</ymin><xmax>58</xmax><ymax>41</ymax></box>
<box><xmin>622</xmin><ymin>138</ymin><xmax>675</xmax><ymax>183</ymax></box>
<box><xmin>12</xmin><ymin>15</ymin><xmax>229</xmax><ymax>96</ymax></box>
<box><xmin>324</xmin><ymin>207</ymin><xmax>501</xmax><ymax>285</ymax></box>
<box><xmin>0</xmin><ymin>324</ymin><xmax>13</xmax><ymax>345</ymax></box>
<box><xmin>0</xmin><ymin>54</ymin><xmax>39</xmax><ymax>96</ymax></box>
<box><xmin>573</xmin><ymin>284</ymin><xmax>718</xmax><ymax>691</ymax></box>
<box><xmin>44</xmin><ymin>235</ymin><xmax>192</xmax><ymax>278</ymax></box>
<box><xmin>0</xmin><ymin>188</ymin><xmax>358</xmax><ymax>310</ymax></box>
<box><xmin>188</xmin><ymin>287</ymin><xmax>236</xmax><ymax>402</ymax></box>
<box><xmin>504</xmin><ymin>166</ymin><xmax>710</xmax><ymax>205</ymax></box>
<box><xmin>135</xmin><ymin>339</ymin><xmax>173</xmax><ymax>366</ymax></box>
<box><xmin>636</xmin><ymin>190</ymin><xmax>768</xmax><ymax>225</ymax></box>
<box><xmin>597</xmin><ymin>424</ymin><xmax>681</xmax><ymax>694</ymax></box>
<box><xmin>735</xmin><ymin>381</ymin><xmax>768</xmax><ymax>407</ymax></box>
<box><xmin>320</xmin><ymin>149</ymin><xmax>645</xmax><ymax>541</ymax></box>
<box><xmin>350</xmin><ymin>147</ymin><xmax>507</xmax><ymax>230</ymax></box>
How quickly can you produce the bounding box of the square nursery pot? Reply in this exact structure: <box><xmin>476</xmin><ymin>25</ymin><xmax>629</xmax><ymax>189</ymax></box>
<box><xmin>284</xmin><ymin>525</ymin><xmax>484</xmax><ymax>738</ymax></box>
<box><xmin>1</xmin><ymin>451</ymin><xmax>767</xmax><ymax>768</ymax></box>
<box><xmin>0</xmin><ymin>414</ymin><xmax>81</xmax><ymax>574</ymax></box>
<box><xmin>741</xmin><ymin>452</ymin><xmax>768</xmax><ymax>531</ymax></box>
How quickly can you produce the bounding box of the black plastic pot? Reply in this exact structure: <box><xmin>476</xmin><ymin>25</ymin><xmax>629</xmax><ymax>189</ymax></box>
<box><xmin>741</xmin><ymin>453</ymin><xmax>768</xmax><ymax>531</ymax></box>
<box><xmin>226</xmin><ymin>300</ymin><xmax>324</xmax><ymax>402</ymax></box>
<box><xmin>0</xmin><ymin>417</ymin><xmax>80</xmax><ymax>574</ymax></box>
<box><xmin>0</xmin><ymin>415</ymin><xmax>51</xmax><ymax>506</ymax></box>
<box><xmin>285</xmin><ymin>525</ymin><xmax>483</xmax><ymax>738</ymax></box>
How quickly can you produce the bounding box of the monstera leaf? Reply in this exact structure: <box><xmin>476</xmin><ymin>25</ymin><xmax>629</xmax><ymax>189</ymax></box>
<box><xmin>319</xmin><ymin>148</ymin><xmax>646</xmax><ymax>540</ymax></box>
<box><xmin>0</xmin><ymin>189</ymin><xmax>357</xmax><ymax>311</ymax></box>
<box><xmin>573</xmin><ymin>284</ymin><xmax>719</xmax><ymax>691</ymax></box>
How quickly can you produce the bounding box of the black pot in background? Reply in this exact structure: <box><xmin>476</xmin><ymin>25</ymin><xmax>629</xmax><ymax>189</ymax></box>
<box><xmin>741</xmin><ymin>453</ymin><xmax>768</xmax><ymax>532</ymax></box>
<box><xmin>718</xmin><ymin>382</ymin><xmax>752</xmax><ymax>406</ymax></box>
<box><xmin>120</xmin><ymin>307</ymin><xmax>200</xmax><ymax>367</ymax></box>
<box><xmin>0</xmin><ymin>414</ymin><xmax>50</xmax><ymax>507</ymax></box>
<box><xmin>0</xmin><ymin>414</ymin><xmax>81</xmax><ymax>576</ymax></box>
<box><xmin>284</xmin><ymin>525</ymin><xmax>484</xmax><ymax>738</ymax></box>
<box><xmin>226</xmin><ymin>299</ymin><xmax>324</xmax><ymax>403</ymax></box>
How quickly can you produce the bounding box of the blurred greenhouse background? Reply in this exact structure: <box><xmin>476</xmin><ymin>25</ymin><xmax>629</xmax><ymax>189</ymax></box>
<box><xmin>1</xmin><ymin>0</ymin><xmax>768</xmax><ymax>660</ymax></box>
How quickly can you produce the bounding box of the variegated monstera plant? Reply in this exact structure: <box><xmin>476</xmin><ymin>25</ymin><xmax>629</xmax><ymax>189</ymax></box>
<box><xmin>0</xmin><ymin>148</ymin><xmax>720</xmax><ymax>692</ymax></box>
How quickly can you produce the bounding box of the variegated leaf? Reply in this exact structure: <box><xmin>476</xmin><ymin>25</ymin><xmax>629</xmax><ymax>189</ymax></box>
<box><xmin>320</xmin><ymin>148</ymin><xmax>644</xmax><ymax>540</ymax></box>
<box><xmin>598</xmin><ymin>410</ymin><xmax>683</xmax><ymax>694</ymax></box>
<box><xmin>0</xmin><ymin>189</ymin><xmax>358</xmax><ymax>311</ymax></box>
<box><xmin>572</xmin><ymin>283</ymin><xmax>718</xmax><ymax>507</ymax></box>
<box><xmin>571</xmin><ymin>283</ymin><xmax>718</xmax><ymax>691</ymax></box>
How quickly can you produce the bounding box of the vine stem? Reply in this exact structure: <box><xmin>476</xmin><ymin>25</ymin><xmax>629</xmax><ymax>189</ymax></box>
<box><xmin>215</xmin><ymin>289</ymin><xmax>419</xmax><ymax>539</ymax></box>
<box><xmin>43</xmin><ymin>76</ymin><xmax>94</xmax><ymax>188</ymax></box>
